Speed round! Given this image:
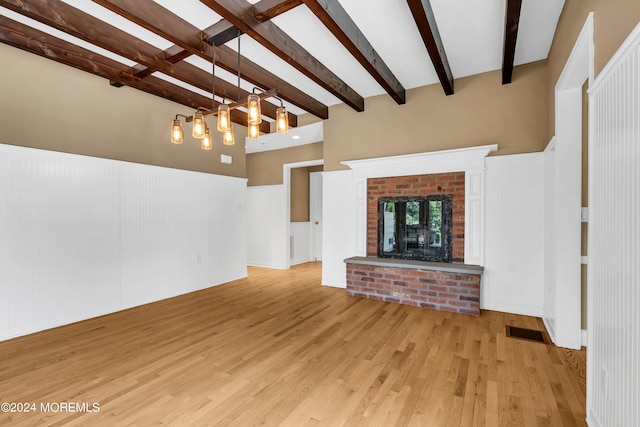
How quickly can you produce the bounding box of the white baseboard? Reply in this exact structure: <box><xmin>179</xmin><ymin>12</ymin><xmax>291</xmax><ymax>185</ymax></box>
<box><xmin>481</xmin><ymin>302</ymin><xmax>543</xmax><ymax>318</ymax></box>
<box><xmin>581</xmin><ymin>329</ymin><xmax>588</xmax><ymax>347</ymax></box>
<box><xmin>290</xmin><ymin>257</ymin><xmax>311</xmax><ymax>266</ymax></box>
<box><xmin>543</xmin><ymin>316</ymin><xmax>556</xmax><ymax>345</ymax></box>
<box><xmin>321</xmin><ymin>279</ymin><xmax>346</xmax><ymax>289</ymax></box>
<box><xmin>247</xmin><ymin>261</ymin><xmax>288</xmax><ymax>270</ymax></box>
<box><xmin>586</xmin><ymin>408</ymin><xmax>601</xmax><ymax>427</ymax></box>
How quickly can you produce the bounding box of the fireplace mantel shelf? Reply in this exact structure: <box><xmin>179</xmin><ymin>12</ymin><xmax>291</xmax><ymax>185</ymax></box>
<box><xmin>344</xmin><ymin>256</ymin><xmax>483</xmax><ymax>275</ymax></box>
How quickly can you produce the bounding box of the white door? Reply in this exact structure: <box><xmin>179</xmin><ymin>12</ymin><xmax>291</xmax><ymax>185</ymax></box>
<box><xmin>310</xmin><ymin>172</ymin><xmax>323</xmax><ymax>261</ymax></box>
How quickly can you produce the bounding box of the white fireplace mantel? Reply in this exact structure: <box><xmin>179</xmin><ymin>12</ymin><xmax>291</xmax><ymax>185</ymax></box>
<box><xmin>340</xmin><ymin>144</ymin><xmax>497</xmax><ymax>266</ymax></box>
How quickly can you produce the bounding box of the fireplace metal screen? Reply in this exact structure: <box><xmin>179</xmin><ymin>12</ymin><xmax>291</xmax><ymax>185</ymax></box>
<box><xmin>377</xmin><ymin>195</ymin><xmax>452</xmax><ymax>262</ymax></box>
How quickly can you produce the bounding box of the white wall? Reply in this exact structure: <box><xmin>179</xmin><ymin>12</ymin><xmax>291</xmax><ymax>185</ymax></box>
<box><xmin>544</xmin><ymin>141</ymin><xmax>557</xmax><ymax>336</ymax></box>
<box><xmin>587</xmin><ymin>23</ymin><xmax>640</xmax><ymax>427</ymax></box>
<box><xmin>483</xmin><ymin>153</ymin><xmax>545</xmax><ymax>316</ymax></box>
<box><xmin>290</xmin><ymin>222</ymin><xmax>311</xmax><ymax>266</ymax></box>
<box><xmin>246</xmin><ymin>185</ymin><xmax>288</xmax><ymax>269</ymax></box>
<box><xmin>0</xmin><ymin>144</ymin><xmax>247</xmax><ymax>341</ymax></box>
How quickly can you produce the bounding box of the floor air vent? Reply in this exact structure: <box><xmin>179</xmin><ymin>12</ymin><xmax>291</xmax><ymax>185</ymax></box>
<box><xmin>506</xmin><ymin>326</ymin><xmax>546</xmax><ymax>343</ymax></box>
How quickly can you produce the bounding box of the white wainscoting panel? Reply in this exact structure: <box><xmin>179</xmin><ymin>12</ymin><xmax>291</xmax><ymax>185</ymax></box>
<box><xmin>246</xmin><ymin>185</ymin><xmax>287</xmax><ymax>269</ymax></box>
<box><xmin>483</xmin><ymin>153</ymin><xmax>545</xmax><ymax>316</ymax></box>
<box><xmin>587</xmin><ymin>23</ymin><xmax>640</xmax><ymax>427</ymax></box>
<box><xmin>0</xmin><ymin>144</ymin><xmax>247</xmax><ymax>341</ymax></box>
<box><xmin>543</xmin><ymin>140</ymin><xmax>557</xmax><ymax>340</ymax></box>
<box><xmin>464</xmin><ymin>170</ymin><xmax>484</xmax><ymax>265</ymax></box>
<box><xmin>322</xmin><ymin>170</ymin><xmax>355</xmax><ymax>288</ymax></box>
<box><xmin>290</xmin><ymin>222</ymin><xmax>311</xmax><ymax>266</ymax></box>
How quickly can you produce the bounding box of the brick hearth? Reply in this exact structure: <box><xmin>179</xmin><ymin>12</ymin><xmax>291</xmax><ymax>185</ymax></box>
<box><xmin>345</xmin><ymin>258</ymin><xmax>482</xmax><ymax>316</ymax></box>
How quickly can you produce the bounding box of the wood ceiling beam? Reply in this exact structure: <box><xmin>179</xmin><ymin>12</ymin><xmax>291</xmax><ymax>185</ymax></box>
<box><xmin>0</xmin><ymin>0</ymin><xmax>272</xmax><ymax>130</ymax></box>
<box><xmin>502</xmin><ymin>0</ymin><xmax>523</xmax><ymax>84</ymax></box>
<box><xmin>406</xmin><ymin>0</ymin><xmax>454</xmax><ymax>95</ymax></box>
<box><xmin>301</xmin><ymin>0</ymin><xmax>405</xmax><ymax>105</ymax></box>
<box><xmin>253</xmin><ymin>0</ymin><xmax>303</xmax><ymax>22</ymax></box>
<box><xmin>92</xmin><ymin>0</ymin><xmax>292</xmax><ymax>124</ymax></box>
<box><xmin>201</xmin><ymin>0</ymin><xmax>365</xmax><ymax>112</ymax></box>
<box><xmin>92</xmin><ymin>0</ymin><xmax>326</xmax><ymax>120</ymax></box>
<box><xmin>0</xmin><ymin>15</ymin><xmax>258</xmax><ymax>130</ymax></box>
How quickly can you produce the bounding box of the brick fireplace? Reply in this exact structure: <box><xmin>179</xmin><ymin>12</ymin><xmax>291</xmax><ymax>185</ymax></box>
<box><xmin>345</xmin><ymin>171</ymin><xmax>482</xmax><ymax>315</ymax></box>
<box><xmin>339</xmin><ymin>146</ymin><xmax>496</xmax><ymax>315</ymax></box>
<box><xmin>367</xmin><ymin>172</ymin><xmax>465</xmax><ymax>262</ymax></box>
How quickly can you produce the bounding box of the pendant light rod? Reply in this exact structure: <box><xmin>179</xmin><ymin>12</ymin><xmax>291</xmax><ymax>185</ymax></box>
<box><xmin>212</xmin><ymin>45</ymin><xmax>216</xmax><ymax>111</ymax></box>
<box><xmin>237</xmin><ymin>30</ymin><xmax>241</xmax><ymax>102</ymax></box>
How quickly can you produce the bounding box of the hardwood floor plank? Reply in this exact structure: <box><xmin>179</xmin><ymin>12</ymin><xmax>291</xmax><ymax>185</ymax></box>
<box><xmin>0</xmin><ymin>263</ymin><xmax>586</xmax><ymax>426</ymax></box>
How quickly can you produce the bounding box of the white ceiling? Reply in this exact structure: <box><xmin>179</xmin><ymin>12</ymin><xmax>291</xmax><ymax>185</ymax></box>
<box><xmin>1</xmin><ymin>0</ymin><xmax>566</xmax><ymax>114</ymax></box>
<box><xmin>1</xmin><ymin>0</ymin><xmax>566</xmax><ymax>152</ymax></box>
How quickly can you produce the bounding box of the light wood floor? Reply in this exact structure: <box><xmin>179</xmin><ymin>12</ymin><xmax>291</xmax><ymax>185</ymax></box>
<box><xmin>0</xmin><ymin>262</ymin><xmax>586</xmax><ymax>426</ymax></box>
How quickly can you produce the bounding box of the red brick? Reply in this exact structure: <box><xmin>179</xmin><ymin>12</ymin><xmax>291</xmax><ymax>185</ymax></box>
<box><xmin>439</xmin><ymin>292</ymin><xmax>458</xmax><ymax>299</ymax></box>
<box><xmin>402</xmin><ymin>300</ymin><xmax>419</xmax><ymax>307</ymax></box>
<box><xmin>449</xmin><ymin>300</ymin><xmax>469</xmax><ymax>307</ymax></box>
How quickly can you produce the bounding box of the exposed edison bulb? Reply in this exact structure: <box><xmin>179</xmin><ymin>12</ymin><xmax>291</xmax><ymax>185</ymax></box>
<box><xmin>247</xmin><ymin>94</ymin><xmax>262</xmax><ymax>125</ymax></box>
<box><xmin>201</xmin><ymin>126</ymin><xmax>213</xmax><ymax>150</ymax></box>
<box><xmin>248</xmin><ymin>123</ymin><xmax>260</xmax><ymax>140</ymax></box>
<box><xmin>170</xmin><ymin>119</ymin><xmax>184</xmax><ymax>144</ymax></box>
<box><xmin>217</xmin><ymin>104</ymin><xmax>231</xmax><ymax>132</ymax></box>
<box><xmin>223</xmin><ymin>123</ymin><xmax>235</xmax><ymax>146</ymax></box>
<box><xmin>276</xmin><ymin>106</ymin><xmax>289</xmax><ymax>134</ymax></box>
<box><xmin>192</xmin><ymin>112</ymin><xmax>205</xmax><ymax>138</ymax></box>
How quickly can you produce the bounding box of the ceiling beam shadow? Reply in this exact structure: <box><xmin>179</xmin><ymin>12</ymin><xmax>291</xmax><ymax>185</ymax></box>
<box><xmin>302</xmin><ymin>0</ymin><xmax>405</xmax><ymax>105</ymax></box>
<box><xmin>201</xmin><ymin>0</ymin><xmax>365</xmax><ymax>112</ymax></box>
<box><xmin>502</xmin><ymin>0</ymin><xmax>523</xmax><ymax>84</ymax></box>
<box><xmin>93</xmin><ymin>0</ymin><xmax>322</xmax><ymax>120</ymax></box>
<box><xmin>0</xmin><ymin>15</ymin><xmax>256</xmax><ymax>128</ymax></box>
<box><xmin>406</xmin><ymin>0</ymin><xmax>454</xmax><ymax>95</ymax></box>
<box><xmin>0</xmin><ymin>0</ymin><xmax>270</xmax><ymax>131</ymax></box>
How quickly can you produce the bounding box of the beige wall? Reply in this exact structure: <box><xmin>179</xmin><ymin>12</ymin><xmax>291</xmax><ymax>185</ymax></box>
<box><xmin>0</xmin><ymin>43</ymin><xmax>247</xmax><ymax>177</ymax></box>
<box><xmin>246</xmin><ymin>142</ymin><xmax>324</xmax><ymax>186</ymax></box>
<box><xmin>322</xmin><ymin>60</ymin><xmax>548</xmax><ymax>170</ymax></box>
<box><xmin>546</xmin><ymin>0</ymin><xmax>596</xmax><ymax>141</ymax></box>
<box><xmin>594</xmin><ymin>0</ymin><xmax>640</xmax><ymax>75</ymax></box>
<box><xmin>547</xmin><ymin>0</ymin><xmax>640</xmax><ymax>140</ymax></box>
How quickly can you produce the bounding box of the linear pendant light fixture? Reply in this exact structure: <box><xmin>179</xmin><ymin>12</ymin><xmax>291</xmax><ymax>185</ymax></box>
<box><xmin>170</xmin><ymin>32</ymin><xmax>288</xmax><ymax>149</ymax></box>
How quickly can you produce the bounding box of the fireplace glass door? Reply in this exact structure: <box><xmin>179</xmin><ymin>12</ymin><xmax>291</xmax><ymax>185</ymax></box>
<box><xmin>378</xmin><ymin>195</ymin><xmax>452</xmax><ymax>262</ymax></box>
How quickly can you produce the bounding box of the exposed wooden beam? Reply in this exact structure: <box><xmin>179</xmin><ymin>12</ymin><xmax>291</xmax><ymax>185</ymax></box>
<box><xmin>253</xmin><ymin>0</ymin><xmax>303</xmax><ymax>22</ymax></box>
<box><xmin>502</xmin><ymin>0</ymin><xmax>523</xmax><ymax>84</ymax></box>
<box><xmin>92</xmin><ymin>0</ymin><xmax>327</xmax><ymax>120</ymax></box>
<box><xmin>201</xmin><ymin>0</ymin><xmax>365</xmax><ymax>112</ymax></box>
<box><xmin>302</xmin><ymin>0</ymin><xmax>405</xmax><ymax>105</ymax></box>
<box><xmin>406</xmin><ymin>0</ymin><xmax>454</xmax><ymax>95</ymax></box>
<box><xmin>0</xmin><ymin>0</ymin><xmax>271</xmax><ymax>130</ymax></box>
<box><xmin>92</xmin><ymin>0</ymin><xmax>207</xmax><ymax>55</ymax></box>
<box><xmin>131</xmin><ymin>45</ymin><xmax>191</xmax><ymax>81</ymax></box>
<box><xmin>0</xmin><ymin>15</ymin><xmax>251</xmax><ymax>127</ymax></box>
